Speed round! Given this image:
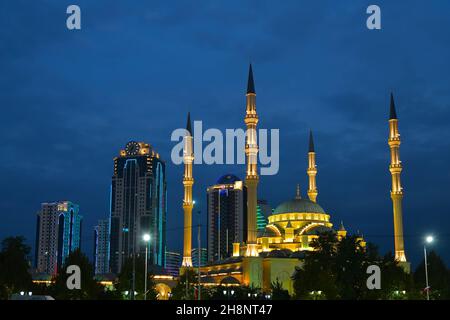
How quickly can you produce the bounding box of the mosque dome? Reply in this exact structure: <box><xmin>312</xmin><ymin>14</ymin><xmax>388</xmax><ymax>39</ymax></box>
<box><xmin>216</xmin><ymin>174</ymin><xmax>241</xmax><ymax>184</ymax></box>
<box><xmin>274</xmin><ymin>198</ymin><xmax>325</xmax><ymax>214</ymax></box>
<box><xmin>273</xmin><ymin>184</ymin><xmax>326</xmax><ymax>215</ymax></box>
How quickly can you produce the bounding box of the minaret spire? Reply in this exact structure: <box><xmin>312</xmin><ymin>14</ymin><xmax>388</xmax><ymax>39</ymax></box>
<box><xmin>247</xmin><ymin>64</ymin><xmax>255</xmax><ymax>94</ymax></box>
<box><xmin>181</xmin><ymin>112</ymin><xmax>194</xmax><ymax>268</ymax></box>
<box><xmin>388</xmin><ymin>93</ymin><xmax>407</xmax><ymax>264</ymax></box>
<box><xmin>244</xmin><ymin>64</ymin><xmax>259</xmax><ymax>257</ymax></box>
<box><xmin>295</xmin><ymin>184</ymin><xmax>301</xmax><ymax>199</ymax></box>
<box><xmin>307</xmin><ymin>130</ymin><xmax>318</xmax><ymax>202</ymax></box>
<box><xmin>389</xmin><ymin>92</ymin><xmax>397</xmax><ymax>120</ymax></box>
<box><xmin>186</xmin><ymin>111</ymin><xmax>192</xmax><ymax>135</ymax></box>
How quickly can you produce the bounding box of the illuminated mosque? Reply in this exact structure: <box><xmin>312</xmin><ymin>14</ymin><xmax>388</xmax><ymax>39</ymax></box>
<box><xmin>178</xmin><ymin>65</ymin><xmax>409</xmax><ymax>294</ymax></box>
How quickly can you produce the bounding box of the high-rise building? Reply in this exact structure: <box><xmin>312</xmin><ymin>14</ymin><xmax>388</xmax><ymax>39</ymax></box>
<box><xmin>256</xmin><ymin>200</ymin><xmax>271</xmax><ymax>233</ymax></box>
<box><xmin>165</xmin><ymin>251</ymin><xmax>181</xmax><ymax>277</ymax></box>
<box><xmin>207</xmin><ymin>174</ymin><xmax>247</xmax><ymax>262</ymax></box>
<box><xmin>109</xmin><ymin>141</ymin><xmax>167</xmax><ymax>274</ymax></box>
<box><xmin>35</xmin><ymin>201</ymin><xmax>82</xmax><ymax>275</ymax></box>
<box><xmin>93</xmin><ymin>219</ymin><xmax>110</xmax><ymax>275</ymax></box>
<box><xmin>191</xmin><ymin>248</ymin><xmax>208</xmax><ymax>267</ymax></box>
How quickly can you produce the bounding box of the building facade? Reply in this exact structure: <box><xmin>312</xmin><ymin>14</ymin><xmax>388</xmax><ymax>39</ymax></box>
<box><xmin>35</xmin><ymin>201</ymin><xmax>82</xmax><ymax>275</ymax></box>
<box><xmin>192</xmin><ymin>248</ymin><xmax>208</xmax><ymax>267</ymax></box>
<box><xmin>256</xmin><ymin>200</ymin><xmax>271</xmax><ymax>234</ymax></box>
<box><xmin>93</xmin><ymin>219</ymin><xmax>110</xmax><ymax>275</ymax></box>
<box><xmin>109</xmin><ymin>141</ymin><xmax>167</xmax><ymax>274</ymax></box>
<box><xmin>165</xmin><ymin>251</ymin><xmax>181</xmax><ymax>277</ymax></box>
<box><xmin>206</xmin><ymin>174</ymin><xmax>247</xmax><ymax>262</ymax></box>
<box><xmin>195</xmin><ymin>65</ymin><xmax>369</xmax><ymax>294</ymax></box>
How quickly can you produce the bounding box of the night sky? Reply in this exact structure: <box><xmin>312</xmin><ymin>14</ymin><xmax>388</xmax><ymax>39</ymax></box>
<box><xmin>1</xmin><ymin>1</ymin><xmax>449</xmax><ymax>268</ymax></box>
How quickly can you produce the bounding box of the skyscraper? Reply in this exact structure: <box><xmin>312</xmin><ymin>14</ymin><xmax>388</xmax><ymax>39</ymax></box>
<box><xmin>256</xmin><ymin>200</ymin><xmax>271</xmax><ymax>233</ymax></box>
<box><xmin>191</xmin><ymin>248</ymin><xmax>208</xmax><ymax>267</ymax></box>
<box><xmin>93</xmin><ymin>219</ymin><xmax>110</xmax><ymax>275</ymax></box>
<box><xmin>35</xmin><ymin>201</ymin><xmax>82</xmax><ymax>275</ymax></box>
<box><xmin>109</xmin><ymin>141</ymin><xmax>167</xmax><ymax>274</ymax></box>
<box><xmin>165</xmin><ymin>251</ymin><xmax>181</xmax><ymax>277</ymax></box>
<box><xmin>207</xmin><ymin>174</ymin><xmax>247</xmax><ymax>262</ymax></box>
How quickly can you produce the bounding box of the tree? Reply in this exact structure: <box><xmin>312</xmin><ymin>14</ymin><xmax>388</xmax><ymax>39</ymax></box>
<box><xmin>51</xmin><ymin>249</ymin><xmax>104</xmax><ymax>300</ymax></box>
<box><xmin>376</xmin><ymin>252</ymin><xmax>413</xmax><ymax>300</ymax></box>
<box><xmin>334</xmin><ymin>235</ymin><xmax>368</xmax><ymax>299</ymax></box>
<box><xmin>271</xmin><ymin>279</ymin><xmax>290</xmax><ymax>300</ymax></box>
<box><xmin>414</xmin><ymin>250</ymin><xmax>450</xmax><ymax>300</ymax></box>
<box><xmin>293</xmin><ymin>232</ymin><xmax>412</xmax><ymax>300</ymax></box>
<box><xmin>293</xmin><ymin>231</ymin><xmax>339</xmax><ymax>299</ymax></box>
<box><xmin>170</xmin><ymin>268</ymin><xmax>196</xmax><ymax>300</ymax></box>
<box><xmin>0</xmin><ymin>236</ymin><xmax>33</xmax><ymax>299</ymax></box>
<box><xmin>115</xmin><ymin>256</ymin><xmax>157</xmax><ymax>300</ymax></box>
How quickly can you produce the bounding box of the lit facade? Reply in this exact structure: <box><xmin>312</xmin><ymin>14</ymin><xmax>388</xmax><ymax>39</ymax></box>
<box><xmin>192</xmin><ymin>248</ymin><xmax>208</xmax><ymax>267</ymax></box>
<box><xmin>195</xmin><ymin>65</ymin><xmax>366</xmax><ymax>294</ymax></box>
<box><xmin>207</xmin><ymin>174</ymin><xmax>246</xmax><ymax>262</ymax></box>
<box><xmin>256</xmin><ymin>200</ymin><xmax>271</xmax><ymax>233</ymax></box>
<box><xmin>109</xmin><ymin>141</ymin><xmax>167</xmax><ymax>274</ymax></box>
<box><xmin>181</xmin><ymin>113</ymin><xmax>194</xmax><ymax>269</ymax></box>
<box><xmin>35</xmin><ymin>201</ymin><xmax>82</xmax><ymax>275</ymax></box>
<box><xmin>388</xmin><ymin>94</ymin><xmax>409</xmax><ymax>271</ymax></box>
<box><xmin>165</xmin><ymin>251</ymin><xmax>181</xmax><ymax>277</ymax></box>
<box><xmin>94</xmin><ymin>219</ymin><xmax>110</xmax><ymax>275</ymax></box>
<box><xmin>244</xmin><ymin>64</ymin><xmax>259</xmax><ymax>257</ymax></box>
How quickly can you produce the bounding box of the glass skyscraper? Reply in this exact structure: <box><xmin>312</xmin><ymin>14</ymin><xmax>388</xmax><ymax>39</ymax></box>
<box><xmin>256</xmin><ymin>199</ymin><xmax>271</xmax><ymax>234</ymax></box>
<box><xmin>164</xmin><ymin>251</ymin><xmax>181</xmax><ymax>277</ymax></box>
<box><xmin>192</xmin><ymin>247</ymin><xmax>208</xmax><ymax>267</ymax></box>
<box><xmin>207</xmin><ymin>174</ymin><xmax>247</xmax><ymax>262</ymax></box>
<box><xmin>109</xmin><ymin>141</ymin><xmax>167</xmax><ymax>274</ymax></box>
<box><xmin>35</xmin><ymin>201</ymin><xmax>82</xmax><ymax>275</ymax></box>
<box><xmin>94</xmin><ymin>219</ymin><xmax>110</xmax><ymax>275</ymax></box>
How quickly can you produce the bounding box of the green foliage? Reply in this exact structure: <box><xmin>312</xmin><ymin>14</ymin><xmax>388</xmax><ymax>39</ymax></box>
<box><xmin>292</xmin><ymin>232</ymin><xmax>413</xmax><ymax>300</ymax></box>
<box><xmin>115</xmin><ymin>256</ymin><xmax>157</xmax><ymax>300</ymax></box>
<box><xmin>270</xmin><ymin>279</ymin><xmax>290</xmax><ymax>300</ymax></box>
<box><xmin>170</xmin><ymin>268</ymin><xmax>197</xmax><ymax>300</ymax></box>
<box><xmin>0</xmin><ymin>236</ymin><xmax>33</xmax><ymax>299</ymax></box>
<box><xmin>51</xmin><ymin>249</ymin><xmax>104</xmax><ymax>300</ymax></box>
<box><xmin>414</xmin><ymin>250</ymin><xmax>450</xmax><ymax>300</ymax></box>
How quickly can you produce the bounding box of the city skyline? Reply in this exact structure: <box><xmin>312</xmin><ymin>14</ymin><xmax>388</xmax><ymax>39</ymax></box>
<box><xmin>1</xmin><ymin>1</ymin><xmax>450</xmax><ymax>269</ymax></box>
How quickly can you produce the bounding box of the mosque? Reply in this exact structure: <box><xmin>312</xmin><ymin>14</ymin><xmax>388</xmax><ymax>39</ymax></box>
<box><xmin>178</xmin><ymin>65</ymin><xmax>409</xmax><ymax>295</ymax></box>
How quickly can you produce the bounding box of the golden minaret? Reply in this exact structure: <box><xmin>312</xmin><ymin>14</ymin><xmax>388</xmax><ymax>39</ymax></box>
<box><xmin>307</xmin><ymin>130</ymin><xmax>318</xmax><ymax>202</ymax></box>
<box><xmin>182</xmin><ymin>112</ymin><xmax>194</xmax><ymax>267</ymax></box>
<box><xmin>244</xmin><ymin>64</ymin><xmax>259</xmax><ymax>257</ymax></box>
<box><xmin>388</xmin><ymin>93</ymin><xmax>407</xmax><ymax>263</ymax></box>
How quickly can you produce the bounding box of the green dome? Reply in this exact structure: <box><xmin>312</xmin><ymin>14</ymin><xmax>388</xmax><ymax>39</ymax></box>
<box><xmin>274</xmin><ymin>198</ymin><xmax>325</xmax><ymax>214</ymax></box>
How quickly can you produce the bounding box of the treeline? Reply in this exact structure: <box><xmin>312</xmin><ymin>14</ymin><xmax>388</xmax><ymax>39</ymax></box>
<box><xmin>291</xmin><ymin>232</ymin><xmax>450</xmax><ymax>300</ymax></box>
<box><xmin>0</xmin><ymin>234</ymin><xmax>449</xmax><ymax>300</ymax></box>
<box><xmin>0</xmin><ymin>236</ymin><xmax>157</xmax><ymax>300</ymax></box>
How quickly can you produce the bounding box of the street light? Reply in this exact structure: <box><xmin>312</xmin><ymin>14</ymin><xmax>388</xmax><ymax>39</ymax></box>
<box><xmin>423</xmin><ymin>235</ymin><xmax>434</xmax><ymax>301</ymax></box>
<box><xmin>143</xmin><ymin>233</ymin><xmax>151</xmax><ymax>300</ymax></box>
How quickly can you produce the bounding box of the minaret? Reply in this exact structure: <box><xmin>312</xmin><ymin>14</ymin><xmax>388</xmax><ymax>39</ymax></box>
<box><xmin>244</xmin><ymin>64</ymin><xmax>259</xmax><ymax>257</ymax></box>
<box><xmin>182</xmin><ymin>112</ymin><xmax>194</xmax><ymax>267</ymax></box>
<box><xmin>307</xmin><ymin>130</ymin><xmax>318</xmax><ymax>202</ymax></box>
<box><xmin>388</xmin><ymin>93</ymin><xmax>407</xmax><ymax>263</ymax></box>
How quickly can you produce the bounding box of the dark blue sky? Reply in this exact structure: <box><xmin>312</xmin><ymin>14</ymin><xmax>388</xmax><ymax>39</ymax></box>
<box><xmin>1</xmin><ymin>1</ymin><xmax>449</xmax><ymax>268</ymax></box>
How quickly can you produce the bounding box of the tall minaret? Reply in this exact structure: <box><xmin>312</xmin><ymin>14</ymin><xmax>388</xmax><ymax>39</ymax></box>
<box><xmin>307</xmin><ymin>130</ymin><xmax>318</xmax><ymax>202</ymax></box>
<box><xmin>388</xmin><ymin>93</ymin><xmax>407</xmax><ymax>263</ymax></box>
<box><xmin>244</xmin><ymin>64</ymin><xmax>259</xmax><ymax>257</ymax></box>
<box><xmin>182</xmin><ymin>112</ymin><xmax>194</xmax><ymax>267</ymax></box>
